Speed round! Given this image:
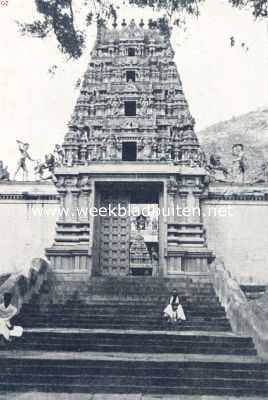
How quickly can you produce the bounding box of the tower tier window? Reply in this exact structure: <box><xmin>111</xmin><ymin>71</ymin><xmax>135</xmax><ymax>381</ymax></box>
<box><xmin>122</xmin><ymin>142</ymin><xmax>137</xmax><ymax>161</ymax></box>
<box><xmin>128</xmin><ymin>48</ymin><xmax>136</xmax><ymax>56</ymax></box>
<box><xmin>126</xmin><ymin>71</ymin><xmax>136</xmax><ymax>82</ymax></box>
<box><xmin>124</xmin><ymin>101</ymin><xmax>136</xmax><ymax>116</ymax></box>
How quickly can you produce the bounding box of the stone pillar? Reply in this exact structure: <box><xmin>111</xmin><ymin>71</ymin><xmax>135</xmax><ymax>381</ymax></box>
<box><xmin>46</xmin><ymin>173</ymin><xmax>93</xmax><ymax>280</ymax></box>
<box><xmin>71</xmin><ymin>190</ymin><xmax>80</xmax><ymax>222</ymax></box>
<box><xmin>166</xmin><ymin>177</ymin><xmax>183</xmax><ymax>274</ymax></box>
<box><xmin>165</xmin><ymin>173</ymin><xmax>213</xmax><ymax>277</ymax></box>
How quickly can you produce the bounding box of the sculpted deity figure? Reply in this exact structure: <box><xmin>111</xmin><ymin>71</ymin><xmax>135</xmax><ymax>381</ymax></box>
<box><xmin>34</xmin><ymin>154</ymin><xmax>56</xmax><ymax>181</ymax></box>
<box><xmin>261</xmin><ymin>161</ymin><xmax>268</xmax><ymax>183</ymax></box>
<box><xmin>207</xmin><ymin>154</ymin><xmax>228</xmax><ymax>180</ymax></box>
<box><xmin>139</xmin><ymin>95</ymin><xmax>151</xmax><ymax>117</ymax></box>
<box><xmin>166</xmin><ymin>89</ymin><xmax>175</xmax><ymax>102</ymax></box>
<box><xmin>110</xmin><ymin>96</ymin><xmax>122</xmax><ymax>116</ymax></box>
<box><xmin>13</xmin><ymin>140</ymin><xmax>35</xmax><ymax>181</ymax></box>
<box><xmin>254</xmin><ymin>160</ymin><xmax>268</xmax><ymax>183</ymax></box>
<box><xmin>90</xmin><ymin>136</ymin><xmax>101</xmax><ymax>161</ymax></box>
<box><xmin>78</xmin><ymin>127</ymin><xmax>89</xmax><ymax>142</ymax></box>
<box><xmin>151</xmin><ymin>138</ymin><xmax>159</xmax><ymax>159</ymax></box>
<box><xmin>104</xmin><ymin>134</ymin><xmax>120</xmax><ymax>160</ymax></box>
<box><xmin>34</xmin><ymin>159</ymin><xmax>47</xmax><ymax>180</ymax></box>
<box><xmin>140</xmin><ymin>137</ymin><xmax>152</xmax><ymax>160</ymax></box>
<box><xmin>0</xmin><ymin>161</ymin><xmax>10</xmax><ymax>181</ymax></box>
<box><xmin>53</xmin><ymin>144</ymin><xmax>65</xmax><ymax>166</ymax></box>
<box><xmin>231</xmin><ymin>144</ymin><xmax>246</xmax><ymax>183</ymax></box>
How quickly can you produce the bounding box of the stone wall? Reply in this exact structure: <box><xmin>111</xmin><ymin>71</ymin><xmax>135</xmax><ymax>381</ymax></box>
<box><xmin>1</xmin><ymin>181</ymin><xmax>268</xmax><ymax>284</ymax></box>
<box><xmin>0</xmin><ymin>182</ymin><xmax>58</xmax><ymax>274</ymax></box>
<box><xmin>203</xmin><ymin>183</ymin><xmax>268</xmax><ymax>284</ymax></box>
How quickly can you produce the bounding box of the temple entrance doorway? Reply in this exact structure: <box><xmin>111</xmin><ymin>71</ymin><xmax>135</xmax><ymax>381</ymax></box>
<box><xmin>94</xmin><ymin>182</ymin><xmax>161</xmax><ymax>277</ymax></box>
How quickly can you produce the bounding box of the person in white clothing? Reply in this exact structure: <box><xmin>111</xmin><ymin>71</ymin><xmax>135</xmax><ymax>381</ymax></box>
<box><xmin>0</xmin><ymin>293</ymin><xmax>22</xmax><ymax>342</ymax></box>
<box><xmin>163</xmin><ymin>289</ymin><xmax>186</xmax><ymax>323</ymax></box>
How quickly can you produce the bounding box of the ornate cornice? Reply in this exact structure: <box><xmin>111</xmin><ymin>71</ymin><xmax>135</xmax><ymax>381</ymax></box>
<box><xmin>207</xmin><ymin>183</ymin><xmax>268</xmax><ymax>202</ymax></box>
<box><xmin>0</xmin><ymin>182</ymin><xmax>58</xmax><ymax>202</ymax></box>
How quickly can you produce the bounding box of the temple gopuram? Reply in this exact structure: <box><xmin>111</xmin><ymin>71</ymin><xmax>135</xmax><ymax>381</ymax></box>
<box><xmin>46</xmin><ymin>19</ymin><xmax>211</xmax><ymax>283</ymax></box>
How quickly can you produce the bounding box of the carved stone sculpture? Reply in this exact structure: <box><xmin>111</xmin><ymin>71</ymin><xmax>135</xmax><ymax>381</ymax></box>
<box><xmin>13</xmin><ymin>140</ymin><xmax>35</xmax><ymax>181</ymax></box>
<box><xmin>110</xmin><ymin>96</ymin><xmax>122</xmax><ymax>116</ymax></box>
<box><xmin>231</xmin><ymin>144</ymin><xmax>246</xmax><ymax>184</ymax></box>
<box><xmin>53</xmin><ymin>144</ymin><xmax>65</xmax><ymax>166</ymax></box>
<box><xmin>0</xmin><ymin>160</ymin><xmax>10</xmax><ymax>181</ymax></box>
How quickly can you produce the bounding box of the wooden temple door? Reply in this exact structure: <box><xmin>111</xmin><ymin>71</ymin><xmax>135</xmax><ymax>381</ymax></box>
<box><xmin>99</xmin><ymin>192</ymin><xmax>131</xmax><ymax>276</ymax></box>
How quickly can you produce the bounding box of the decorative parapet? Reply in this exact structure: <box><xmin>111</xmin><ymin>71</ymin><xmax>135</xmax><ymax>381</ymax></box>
<box><xmin>208</xmin><ymin>183</ymin><xmax>268</xmax><ymax>201</ymax></box>
<box><xmin>210</xmin><ymin>258</ymin><xmax>268</xmax><ymax>360</ymax></box>
<box><xmin>0</xmin><ymin>181</ymin><xmax>58</xmax><ymax>202</ymax></box>
<box><xmin>0</xmin><ymin>258</ymin><xmax>50</xmax><ymax>312</ymax></box>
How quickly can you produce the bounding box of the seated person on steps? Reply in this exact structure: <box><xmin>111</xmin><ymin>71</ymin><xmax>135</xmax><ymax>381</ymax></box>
<box><xmin>0</xmin><ymin>293</ymin><xmax>23</xmax><ymax>342</ymax></box>
<box><xmin>163</xmin><ymin>289</ymin><xmax>186</xmax><ymax>323</ymax></box>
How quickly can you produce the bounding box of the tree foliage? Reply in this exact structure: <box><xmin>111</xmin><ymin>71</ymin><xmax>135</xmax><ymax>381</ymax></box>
<box><xmin>17</xmin><ymin>0</ymin><xmax>267</xmax><ymax>60</ymax></box>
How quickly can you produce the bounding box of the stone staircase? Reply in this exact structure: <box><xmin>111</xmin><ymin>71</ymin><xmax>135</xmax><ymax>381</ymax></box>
<box><xmin>0</xmin><ymin>276</ymin><xmax>267</xmax><ymax>396</ymax></box>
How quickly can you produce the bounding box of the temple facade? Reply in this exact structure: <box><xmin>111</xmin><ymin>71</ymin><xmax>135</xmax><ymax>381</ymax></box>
<box><xmin>46</xmin><ymin>19</ymin><xmax>212</xmax><ymax>280</ymax></box>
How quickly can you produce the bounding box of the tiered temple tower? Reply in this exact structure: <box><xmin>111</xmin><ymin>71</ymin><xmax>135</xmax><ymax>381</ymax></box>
<box><xmin>46</xmin><ymin>19</ymin><xmax>212</xmax><ymax>281</ymax></box>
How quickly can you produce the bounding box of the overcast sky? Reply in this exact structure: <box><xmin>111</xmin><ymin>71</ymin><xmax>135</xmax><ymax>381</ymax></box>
<box><xmin>0</xmin><ymin>0</ymin><xmax>267</xmax><ymax>177</ymax></box>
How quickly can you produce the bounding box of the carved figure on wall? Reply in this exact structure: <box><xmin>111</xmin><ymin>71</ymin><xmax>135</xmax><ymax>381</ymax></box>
<box><xmin>196</xmin><ymin>149</ymin><xmax>207</xmax><ymax>167</ymax></box>
<box><xmin>139</xmin><ymin>95</ymin><xmax>151</xmax><ymax>117</ymax></box>
<box><xmin>167</xmin><ymin>177</ymin><xmax>178</xmax><ymax>195</ymax></box>
<box><xmin>139</xmin><ymin>137</ymin><xmax>152</xmax><ymax>160</ymax></box>
<box><xmin>166</xmin><ymin>88</ymin><xmax>175</xmax><ymax>102</ymax></box>
<box><xmin>151</xmin><ymin>138</ymin><xmax>159</xmax><ymax>159</ymax></box>
<box><xmin>34</xmin><ymin>154</ymin><xmax>56</xmax><ymax>181</ymax></box>
<box><xmin>166</xmin><ymin>141</ymin><xmax>172</xmax><ymax>161</ymax></box>
<box><xmin>89</xmin><ymin>137</ymin><xmax>101</xmax><ymax>161</ymax></box>
<box><xmin>45</xmin><ymin>153</ymin><xmax>56</xmax><ymax>174</ymax></box>
<box><xmin>261</xmin><ymin>161</ymin><xmax>268</xmax><ymax>183</ymax></box>
<box><xmin>34</xmin><ymin>159</ymin><xmax>47</xmax><ymax>180</ymax></box>
<box><xmin>66</xmin><ymin>150</ymin><xmax>74</xmax><ymax>166</ymax></box>
<box><xmin>0</xmin><ymin>161</ymin><xmax>10</xmax><ymax>181</ymax></box>
<box><xmin>78</xmin><ymin>127</ymin><xmax>90</xmax><ymax>142</ymax></box>
<box><xmin>207</xmin><ymin>154</ymin><xmax>228</xmax><ymax>180</ymax></box>
<box><xmin>254</xmin><ymin>160</ymin><xmax>268</xmax><ymax>183</ymax></box>
<box><xmin>13</xmin><ymin>140</ymin><xmax>35</xmax><ymax>181</ymax></box>
<box><xmin>157</xmin><ymin>138</ymin><xmax>168</xmax><ymax>161</ymax></box>
<box><xmin>231</xmin><ymin>144</ymin><xmax>247</xmax><ymax>184</ymax></box>
<box><xmin>104</xmin><ymin>134</ymin><xmax>120</xmax><ymax>160</ymax></box>
<box><xmin>182</xmin><ymin>128</ymin><xmax>196</xmax><ymax>143</ymax></box>
<box><xmin>53</xmin><ymin>144</ymin><xmax>65</xmax><ymax>166</ymax></box>
<box><xmin>110</xmin><ymin>96</ymin><xmax>122</xmax><ymax>116</ymax></box>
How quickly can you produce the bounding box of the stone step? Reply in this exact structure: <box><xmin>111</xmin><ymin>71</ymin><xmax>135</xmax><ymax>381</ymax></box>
<box><xmin>83</xmin><ymin>278</ymin><xmax>215</xmax><ymax>298</ymax></box>
<box><xmin>0</xmin><ymin>331</ymin><xmax>253</xmax><ymax>355</ymax></box>
<box><xmin>13</xmin><ymin>322</ymin><xmax>232</xmax><ymax>331</ymax></box>
<box><xmin>15</xmin><ymin>316</ymin><xmax>232</xmax><ymax>330</ymax></box>
<box><xmin>0</xmin><ymin>358</ymin><xmax>267</xmax><ymax>396</ymax></box>
<box><xmin>18</xmin><ymin>309</ymin><xmax>227</xmax><ymax>317</ymax></box>
<box><xmin>1</xmin><ymin>361</ymin><xmax>266</xmax><ymax>379</ymax></box>
<box><xmin>25</xmin><ymin>300</ymin><xmax>224</xmax><ymax>309</ymax></box>
<box><xmin>17</xmin><ymin>317</ymin><xmax>230</xmax><ymax>327</ymax></box>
